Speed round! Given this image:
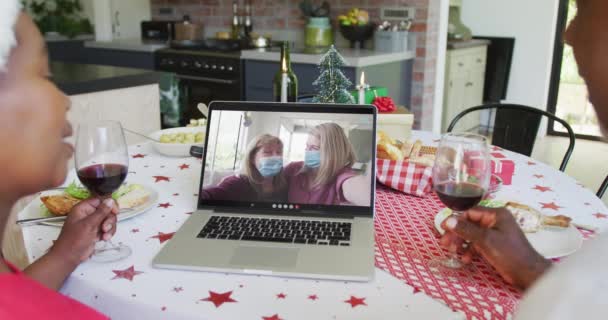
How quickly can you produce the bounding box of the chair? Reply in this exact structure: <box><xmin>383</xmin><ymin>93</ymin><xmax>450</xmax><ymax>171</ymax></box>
<box><xmin>447</xmin><ymin>103</ymin><xmax>576</xmax><ymax>172</ymax></box>
<box><xmin>598</xmin><ymin>175</ymin><xmax>608</xmax><ymax>198</ymax></box>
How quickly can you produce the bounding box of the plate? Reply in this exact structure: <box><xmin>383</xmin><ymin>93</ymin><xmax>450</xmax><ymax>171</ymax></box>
<box><xmin>433</xmin><ymin>203</ymin><xmax>583</xmax><ymax>259</ymax></box>
<box><xmin>149</xmin><ymin>127</ymin><xmax>205</xmax><ymax>157</ymax></box>
<box><xmin>19</xmin><ymin>185</ymin><xmax>159</xmax><ymax>227</ymax></box>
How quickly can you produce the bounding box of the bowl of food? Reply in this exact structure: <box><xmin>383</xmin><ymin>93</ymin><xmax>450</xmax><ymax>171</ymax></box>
<box><xmin>150</xmin><ymin>127</ymin><xmax>205</xmax><ymax>157</ymax></box>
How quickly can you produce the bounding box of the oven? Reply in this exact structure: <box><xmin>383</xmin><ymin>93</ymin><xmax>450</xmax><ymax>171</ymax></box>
<box><xmin>155</xmin><ymin>49</ymin><xmax>243</xmax><ymax>127</ymax></box>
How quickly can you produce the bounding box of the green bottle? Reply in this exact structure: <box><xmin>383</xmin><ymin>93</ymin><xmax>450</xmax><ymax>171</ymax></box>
<box><xmin>273</xmin><ymin>42</ymin><xmax>298</xmax><ymax>102</ymax></box>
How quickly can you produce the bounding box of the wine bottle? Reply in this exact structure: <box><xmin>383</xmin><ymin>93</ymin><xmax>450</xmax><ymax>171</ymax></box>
<box><xmin>244</xmin><ymin>2</ymin><xmax>253</xmax><ymax>37</ymax></box>
<box><xmin>231</xmin><ymin>1</ymin><xmax>240</xmax><ymax>40</ymax></box>
<box><xmin>273</xmin><ymin>42</ymin><xmax>298</xmax><ymax>103</ymax></box>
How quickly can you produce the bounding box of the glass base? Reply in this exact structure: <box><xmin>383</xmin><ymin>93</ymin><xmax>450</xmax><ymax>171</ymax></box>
<box><xmin>441</xmin><ymin>257</ymin><xmax>464</xmax><ymax>269</ymax></box>
<box><xmin>91</xmin><ymin>242</ymin><xmax>131</xmax><ymax>263</ymax></box>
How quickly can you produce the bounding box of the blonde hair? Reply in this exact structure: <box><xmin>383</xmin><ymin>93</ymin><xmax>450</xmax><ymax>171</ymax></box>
<box><xmin>242</xmin><ymin>134</ymin><xmax>286</xmax><ymax>195</ymax></box>
<box><xmin>307</xmin><ymin>123</ymin><xmax>356</xmax><ymax>189</ymax></box>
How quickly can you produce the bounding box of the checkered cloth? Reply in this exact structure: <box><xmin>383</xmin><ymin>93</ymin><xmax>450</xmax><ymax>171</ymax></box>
<box><xmin>376</xmin><ymin>159</ymin><xmax>433</xmax><ymax>197</ymax></box>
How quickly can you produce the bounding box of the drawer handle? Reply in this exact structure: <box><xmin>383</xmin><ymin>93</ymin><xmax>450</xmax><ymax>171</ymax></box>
<box><xmin>477</xmin><ymin>58</ymin><xmax>483</xmax><ymax>63</ymax></box>
<box><xmin>458</xmin><ymin>62</ymin><xmax>464</xmax><ymax>67</ymax></box>
<box><xmin>465</xmin><ymin>82</ymin><xmax>474</xmax><ymax>87</ymax></box>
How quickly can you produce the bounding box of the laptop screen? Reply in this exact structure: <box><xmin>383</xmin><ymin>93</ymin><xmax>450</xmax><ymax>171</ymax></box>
<box><xmin>198</xmin><ymin>102</ymin><xmax>376</xmax><ymax>216</ymax></box>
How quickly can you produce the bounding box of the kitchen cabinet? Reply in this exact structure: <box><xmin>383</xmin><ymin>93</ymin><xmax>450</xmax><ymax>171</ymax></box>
<box><xmin>442</xmin><ymin>44</ymin><xmax>488</xmax><ymax>132</ymax></box>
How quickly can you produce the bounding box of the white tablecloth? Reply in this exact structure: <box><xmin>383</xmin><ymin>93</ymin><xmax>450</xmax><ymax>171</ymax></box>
<box><xmin>21</xmin><ymin>140</ymin><xmax>462</xmax><ymax>320</ymax></box>
<box><xmin>21</xmin><ymin>131</ymin><xmax>608</xmax><ymax>320</ymax></box>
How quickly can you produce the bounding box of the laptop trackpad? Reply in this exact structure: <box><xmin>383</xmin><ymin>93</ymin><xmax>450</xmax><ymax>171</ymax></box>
<box><xmin>230</xmin><ymin>246</ymin><xmax>299</xmax><ymax>269</ymax></box>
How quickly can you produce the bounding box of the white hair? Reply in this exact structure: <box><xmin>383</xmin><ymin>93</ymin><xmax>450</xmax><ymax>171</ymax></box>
<box><xmin>0</xmin><ymin>0</ymin><xmax>21</xmax><ymax>72</ymax></box>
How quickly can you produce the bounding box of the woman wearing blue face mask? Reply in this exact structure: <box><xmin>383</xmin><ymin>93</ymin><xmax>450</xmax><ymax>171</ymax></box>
<box><xmin>201</xmin><ymin>134</ymin><xmax>287</xmax><ymax>202</ymax></box>
<box><xmin>284</xmin><ymin>123</ymin><xmax>371</xmax><ymax>206</ymax></box>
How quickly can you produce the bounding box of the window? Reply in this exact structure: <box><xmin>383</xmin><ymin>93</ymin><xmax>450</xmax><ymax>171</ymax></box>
<box><xmin>547</xmin><ymin>0</ymin><xmax>601</xmax><ymax>139</ymax></box>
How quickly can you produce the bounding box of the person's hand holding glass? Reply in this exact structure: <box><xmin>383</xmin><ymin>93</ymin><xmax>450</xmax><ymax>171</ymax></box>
<box><xmin>74</xmin><ymin>121</ymin><xmax>130</xmax><ymax>262</ymax></box>
<box><xmin>432</xmin><ymin>132</ymin><xmax>491</xmax><ymax>269</ymax></box>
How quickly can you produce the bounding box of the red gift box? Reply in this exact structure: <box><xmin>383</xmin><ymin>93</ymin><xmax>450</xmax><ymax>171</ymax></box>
<box><xmin>376</xmin><ymin>159</ymin><xmax>433</xmax><ymax>197</ymax></box>
<box><xmin>469</xmin><ymin>152</ymin><xmax>515</xmax><ymax>185</ymax></box>
<box><xmin>489</xmin><ymin>152</ymin><xmax>515</xmax><ymax>185</ymax></box>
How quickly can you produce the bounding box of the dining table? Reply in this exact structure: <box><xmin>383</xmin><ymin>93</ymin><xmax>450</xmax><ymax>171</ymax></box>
<box><xmin>19</xmin><ymin>131</ymin><xmax>608</xmax><ymax>320</ymax></box>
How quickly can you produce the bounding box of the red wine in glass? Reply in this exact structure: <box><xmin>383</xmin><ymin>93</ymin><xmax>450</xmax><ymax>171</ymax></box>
<box><xmin>435</xmin><ymin>182</ymin><xmax>485</xmax><ymax>212</ymax></box>
<box><xmin>77</xmin><ymin>163</ymin><xmax>128</xmax><ymax>197</ymax></box>
<box><xmin>75</xmin><ymin>121</ymin><xmax>130</xmax><ymax>262</ymax></box>
<box><xmin>432</xmin><ymin>132</ymin><xmax>491</xmax><ymax>269</ymax></box>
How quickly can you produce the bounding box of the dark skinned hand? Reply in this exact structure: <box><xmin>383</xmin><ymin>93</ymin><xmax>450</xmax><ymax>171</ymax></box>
<box><xmin>440</xmin><ymin>207</ymin><xmax>552</xmax><ymax>289</ymax></box>
<box><xmin>50</xmin><ymin>198</ymin><xmax>118</xmax><ymax>265</ymax></box>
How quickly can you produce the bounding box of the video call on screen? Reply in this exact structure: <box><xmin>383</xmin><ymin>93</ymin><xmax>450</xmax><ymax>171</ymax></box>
<box><xmin>200</xmin><ymin>110</ymin><xmax>374</xmax><ymax>207</ymax></box>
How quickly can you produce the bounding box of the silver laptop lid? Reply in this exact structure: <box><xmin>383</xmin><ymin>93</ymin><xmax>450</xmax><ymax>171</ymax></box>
<box><xmin>197</xmin><ymin>101</ymin><xmax>377</xmax><ymax>217</ymax></box>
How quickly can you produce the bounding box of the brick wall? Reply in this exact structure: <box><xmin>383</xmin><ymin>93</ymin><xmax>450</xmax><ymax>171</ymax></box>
<box><xmin>151</xmin><ymin>0</ymin><xmax>440</xmax><ymax>130</ymax></box>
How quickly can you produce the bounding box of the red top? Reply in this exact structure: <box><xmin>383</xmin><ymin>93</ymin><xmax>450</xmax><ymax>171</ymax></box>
<box><xmin>0</xmin><ymin>260</ymin><xmax>108</xmax><ymax>320</ymax></box>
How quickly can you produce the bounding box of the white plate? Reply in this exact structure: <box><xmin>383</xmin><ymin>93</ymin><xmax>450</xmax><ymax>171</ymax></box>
<box><xmin>20</xmin><ymin>185</ymin><xmax>159</xmax><ymax>227</ymax></box>
<box><xmin>433</xmin><ymin>207</ymin><xmax>583</xmax><ymax>259</ymax></box>
<box><xmin>149</xmin><ymin>127</ymin><xmax>205</xmax><ymax>157</ymax></box>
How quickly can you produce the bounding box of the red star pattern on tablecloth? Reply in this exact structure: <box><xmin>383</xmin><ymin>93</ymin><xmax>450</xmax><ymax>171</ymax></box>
<box><xmin>153</xmin><ymin>176</ymin><xmax>171</xmax><ymax>183</ymax></box>
<box><xmin>308</xmin><ymin>294</ymin><xmax>318</xmax><ymax>301</ymax></box>
<box><xmin>150</xmin><ymin>232</ymin><xmax>175</xmax><ymax>244</ymax></box>
<box><xmin>111</xmin><ymin>266</ymin><xmax>143</xmax><ymax>281</ymax></box>
<box><xmin>491</xmin><ymin>146</ymin><xmax>503</xmax><ymax>151</ymax></box>
<box><xmin>158</xmin><ymin>202</ymin><xmax>172</xmax><ymax>209</ymax></box>
<box><xmin>173</xmin><ymin>287</ymin><xmax>183</xmax><ymax>293</ymax></box>
<box><xmin>276</xmin><ymin>293</ymin><xmax>286</xmax><ymax>299</ymax></box>
<box><xmin>262</xmin><ymin>315</ymin><xmax>283</xmax><ymax>320</ymax></box>
<box><xmin>131</xmin><ymin>154</ymin><xmax>146</xmax><ymax>158</ymax></box>
<box><xmin>201</xmin><ymin>291</ymin><xmax>237</xmax><ymax>308</ymax></box>
<box><xmin>533</xmin><ymin>174</ymin><xmax>544</xmax><ymax>179</ymax></box>
<box><xmin>413</xmin><ymin>287</ymin><xmax>421</xmax><ymax>294</ymax></box>
<box><xmin>178</xmin><ymin>164</ymin><xmax>190</xmax><ymax>170</ymax></box>
<box><xmin>593</xmin><ymin>213</ymin><xmax>608</xmax><ymax>219</ymax></box>
<box><xmin>533</xmin><ymin>185</ymin><xmax>552</xmax><ymax>192</ymax></box>
<box><xmin>344</xmin><ymin>296</ymin><xmax>367</xmax><ymax>308</ymax></box>
<box><xmin>540</xmin><ymin>202</ymin><xmax>563</xmax><ymax>211</ymax></box>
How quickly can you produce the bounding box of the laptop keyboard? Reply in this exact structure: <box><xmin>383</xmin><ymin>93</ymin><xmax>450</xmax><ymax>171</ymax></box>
<box><xmin>197</xmin><ymin>216</ymin><xmax>352</xmax><ymax>246</ymax></box>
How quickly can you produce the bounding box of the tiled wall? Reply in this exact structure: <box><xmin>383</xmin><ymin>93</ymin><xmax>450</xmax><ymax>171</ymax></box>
<box><xmin>150</xmin><ymin>0</ymin><xmax>440</xmax><ymax>129</ymax></box>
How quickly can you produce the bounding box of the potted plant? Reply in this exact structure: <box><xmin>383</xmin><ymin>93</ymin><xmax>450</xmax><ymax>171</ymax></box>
<box><xmin>24</xmin><ymin>0</ymin><xmax>93</xmax><ymax>39</ymax></box>
<box><xmin>299</xmin><ymin>0</ymin><xmax>333</xmax><ymax>48</ymax></box>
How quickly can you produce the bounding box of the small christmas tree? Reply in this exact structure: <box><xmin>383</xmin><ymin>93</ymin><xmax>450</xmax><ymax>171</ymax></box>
<box><xmin>312</xmin><ymin>45</ymin><xmax>355</xmax><ymax>104</ymax></box>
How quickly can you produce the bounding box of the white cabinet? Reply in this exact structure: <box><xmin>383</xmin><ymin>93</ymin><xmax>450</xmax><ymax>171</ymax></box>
<box><xmin>442</xmin><ymin>45</ymin><xmax>488</xmax><ymax>132</ymax></box>
<box><xmin>93</xmin><ymin>0</ymin><xmax>151</xmax><ymax>41</ymax></box>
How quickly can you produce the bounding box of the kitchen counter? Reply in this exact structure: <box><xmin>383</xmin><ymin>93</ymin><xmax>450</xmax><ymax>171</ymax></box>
<box><xmin>447</xmin><ymin>39</ymin><xmax>491</xmax><ymax>50</ymax></box>
<box><xmin>85</xmin><ymin>38</ymin><xmax>167</xmax><ymax>53</ymax></box>
<box><xmin>51</xmin><ymin>62</ymin><xmax>161</xmax><ymax>95</ymax></box>
<box><xmin>241</xmin><ymin>47</ymin><xmax>416</xmax><ymax>67</ymax></box>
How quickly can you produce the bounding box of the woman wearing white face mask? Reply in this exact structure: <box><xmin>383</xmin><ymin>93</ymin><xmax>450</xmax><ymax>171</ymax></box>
<box><xmin>284</xmin><ymin>123</ymin><xmax>371</xmax><ymax>206</ymax></box>
<box><xmin>201</xmin><ymin>134</ymin><xmax>287</xmax><ymax>202</ymax></box>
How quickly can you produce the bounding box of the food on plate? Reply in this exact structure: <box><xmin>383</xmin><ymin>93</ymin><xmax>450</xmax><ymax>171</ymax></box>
<box><xmin>159</xmin><ymin>131</ymin><xmax>205</xmax><ymax>144</ymax></box>
<box><xmin>506</xmin><ymin>202</ymin><xmax>572</xmax><ymax>233</ymax></box>
<box><xmin>186</xmin><ymin>118</ymin><xmax>207</xmax><ymax>127</ymax></box>
<box><xmin>376</xmin><ymin>131</ymin><xmax>436</xmax><ymax>166</ymax></box>
<box><xmin>41</xmin><ymin>182</ymin><xmax>151</xmax><ymax>216</ymax></box>
<box><xmin>40</xmin><ymin>195</ymin><xmax>81</xmax><ymax>216</ymax></box>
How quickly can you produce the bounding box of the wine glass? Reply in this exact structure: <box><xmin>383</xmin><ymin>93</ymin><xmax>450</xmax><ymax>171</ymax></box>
<box><xmin>74</xmin><ymin>121</ymin><xmax>131</xmax><ymax>262</ymax></box>
<box><xmin>433</xmin><ymin>132</ymin><xmax>491</xmax><ymax>269</ymax></box>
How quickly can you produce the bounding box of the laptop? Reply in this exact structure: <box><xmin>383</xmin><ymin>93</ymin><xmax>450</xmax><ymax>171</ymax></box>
<box><xmin>153</xmin><ymin>101</ymin><xmax>377</xmax><ymax>282</ymax></box>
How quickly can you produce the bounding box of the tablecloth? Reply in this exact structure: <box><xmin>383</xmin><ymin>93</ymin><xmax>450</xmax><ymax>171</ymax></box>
<box><xmin>20</xmin><ymin>131</ymin><xmax>608</xmax><ymax>320</ymax></box>
<box><xmin>21</xmin><ymin>141</ymin><xmax>461</xmax><ymax>320</ymax></box>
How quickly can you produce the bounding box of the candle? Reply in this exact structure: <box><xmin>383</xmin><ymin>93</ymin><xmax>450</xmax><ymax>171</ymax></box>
<box><xmin>281</xmin><ymin>73</ymin><xmax>288</xmax><ymax>103</ymax></box>
<box><xmin>357</xmin><ymin>71</ymin><xmax>369</xmax><ymax>105</ymax></box>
